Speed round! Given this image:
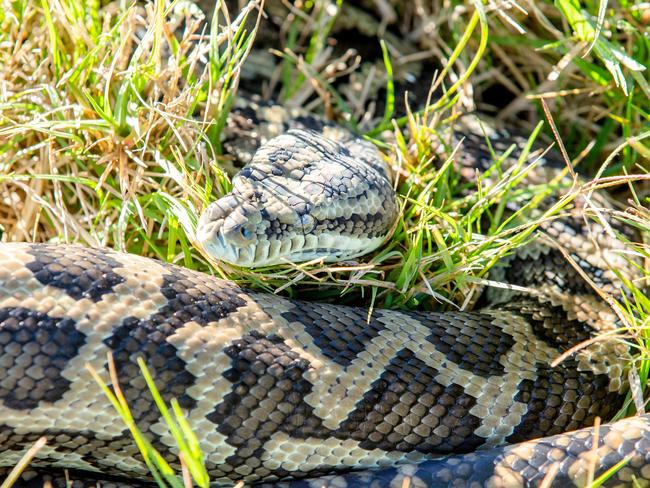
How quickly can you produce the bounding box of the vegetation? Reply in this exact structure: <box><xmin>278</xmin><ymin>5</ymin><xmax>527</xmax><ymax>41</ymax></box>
<box><xmin>0</xmin><ymin>0</ymin><xmax>648</xmax><ymax>486</ymax></box>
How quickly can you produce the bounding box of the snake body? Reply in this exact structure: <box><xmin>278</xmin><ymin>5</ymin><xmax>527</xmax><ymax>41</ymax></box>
<box><xmin>0</xmin><ymin>99</ymin><xmax>648</xmax><ymax>488</ymax></box>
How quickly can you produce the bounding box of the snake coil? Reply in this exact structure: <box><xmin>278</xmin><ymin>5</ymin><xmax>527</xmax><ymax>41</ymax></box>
<box><xmin>0</xmin><ymin>100</ymin><xmax>647</xmax><ymax>488</ymax></box>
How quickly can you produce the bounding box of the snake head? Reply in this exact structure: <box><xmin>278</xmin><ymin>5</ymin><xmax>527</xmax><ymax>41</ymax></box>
<box><xmin>196</xmin><ymin>129</ymin><xmax>397</xmax><ymax>268</ymax></box>
<box><xmin>196</xmin><ymin>185</ymin><xmax>319</xmax><ymax>268</ymax></box>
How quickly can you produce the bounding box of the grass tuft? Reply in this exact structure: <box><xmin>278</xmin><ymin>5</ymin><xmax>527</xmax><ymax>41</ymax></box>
<box><xmin>0</xmin><ymin>0</ymin><xmax>259</xmax><ymax>266</ymax></box>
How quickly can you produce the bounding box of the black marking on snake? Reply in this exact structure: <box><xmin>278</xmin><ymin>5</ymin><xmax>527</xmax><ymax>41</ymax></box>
<box><xmin>338</xmin><ymin>348</ymin><xmax>486</xmax><ymax>453</ymax></box>
<box><xmin>291</xmin><ymin>115</ymin><xmax>331</xmax><ymax>133</ymax></box>
<box><xmin>454</xmin><ymin>127</ymin><xmax>565</xmax><ymax>172</ymax></box>
<box><xmin>506</xmin><ymin>358</ymin><xmax>623</xmax><ymax>443</ymax></box>
<box><xmin>501</xmin><ymin>298</ymin><xmax>594</xmax><ymax>351</ymax></box>
<box><xmin>231</xmin><ymin>104</ymin><xmax>261</xmax><ymax>126</ymax></box>
<box><xmin>207</xmin><ymin>331</ymin><xmax>313</xmax><ymax>479</ymax></box>
<box><xmin>238</xmin><ymin>165</ymin><xmax>270</xmax><ymax>182</ymax></box>
<box><xmin>0</xmin><ymin>425</ymin><xmax>138</xmax><ymax>478</ymax></box>
<box><xmin>318</xmin><ymin>212</ymin><xmax>390</xmax><ymax>239</ymax></box>
<box><xmin>0</xmin><ymin>307</ymin><xmax>85</xmax><ymax>410</ymax></box>
<box><xmin>495</xmin><ymin>246</ymin><xmax>613</xmax><ymax>297</ymax></box>
<box><xmin>0</xmin><ymin>468</ymin><xmax>154</xmax><ymax>488</ymax></box>
<box><xmin>551</xmin><ymin>198</ymin><xmax>636</xmax><ymax>240</ymax></box>
<box><xmin>281</xmin><ymin>302</ymin><xmax>386</xmax><ymax>366</ymax></box>
<box><xmin>25</xmin><ymin>244</ymin><xmax>125</xmax><ymax>302</ymax></box>
<box><xmin>292</xmin><ymin>201</ymin><xmax>312</xmax><ymax>216</ymax></box>
<box><xmin>243</xmin><ymin>197</ymin><xmax>349</xmax><ymax>246</ymax></box>
<box><xmin>414</xmin><ymin>311</ymin><xmax>515</xmax><ymax>378</ymax></box>
<box><xmin>103</xmin><ymin>264</ymin><xmax>247</xmax><ymax>463</ymax></box>
<box><xmin>209</xmin><ymin>332</ymin><xmax>486</xmax><ymax>479</ymax></box>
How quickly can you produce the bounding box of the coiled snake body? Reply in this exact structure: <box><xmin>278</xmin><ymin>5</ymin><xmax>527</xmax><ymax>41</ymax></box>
<box><xmin>0</xmin><ymin>101</ymin><xmax>647</xmax><ymax>488</ymax></box>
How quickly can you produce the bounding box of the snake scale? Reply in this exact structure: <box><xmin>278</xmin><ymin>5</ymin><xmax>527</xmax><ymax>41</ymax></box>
<box><xmin>0</xmin><ymin>94</ymin><xmax>648</xmax><ymax>487</ymax></box>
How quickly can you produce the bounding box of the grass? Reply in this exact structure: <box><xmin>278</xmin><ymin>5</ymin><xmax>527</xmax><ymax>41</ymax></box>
<box><xmin>0</xmin><ymin>0</ymin><xmax>648</xmax><ymax>486</ymax></box>
<box><xmin>86</xmin><ymin>355</ymin><xmax>211</xmax><ymax>488</ymax></box>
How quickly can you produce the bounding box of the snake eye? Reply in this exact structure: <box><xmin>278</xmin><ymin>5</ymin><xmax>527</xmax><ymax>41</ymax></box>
<box><xmin>240</xmin><ymin>226</ymin><xmax>254</xmax><ymax>240</ymax></box>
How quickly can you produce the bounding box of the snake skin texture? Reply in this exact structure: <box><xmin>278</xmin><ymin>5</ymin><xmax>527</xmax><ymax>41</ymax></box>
<box><xmin>0</xmin><ymin>201</ymin><xmax>645</xmax><ymax>488</ymax></box>
<box><xmin>274</xmin><ymin>414</ymin><xmax>650</xmax><ymax>488</ymax></box>
<box><xmin>196</xmin><ymin>98</ymin><xmax>398</xmax><ymax>267</ymax></box>
<box><xmin>0</xmin><ymin>99</ymin><xmax>647</xmax><ymax>487</ymax></box>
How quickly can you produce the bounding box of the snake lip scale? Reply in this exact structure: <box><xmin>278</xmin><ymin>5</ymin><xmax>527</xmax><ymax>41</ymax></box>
<box><xmin>0</xmin><ymin>102</ymin><xmax>647</xmax><ymax>488</ymax></box>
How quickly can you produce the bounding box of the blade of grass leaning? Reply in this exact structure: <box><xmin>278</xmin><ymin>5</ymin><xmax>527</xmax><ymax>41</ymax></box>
<box><xmin>379</xmin><ymin>39</ymin><xmax>395</xmax><ymax>128</ymax></box>
<box><xmin>86</xmin><ymin>357</ymin><xmax>183</xmax><ymax>488</ymax></box>
<box><xmin>368</xmin><ymin>3</ymin><xmax>488</xmax><ymax>136</ymax></box>
<box><xmin>137</xmin><ymin>357</ymin><xmax>210</xmax><ymax>488</ymax></box>
<box><xmin>0</xmin><ymin>437</ymin><xmax>47</xmax><ymax>488</ymax></box>
<box><xmin>589</xmin><ymin>455</ymin><xmax>633</xmax><ymax>487</ymax></box>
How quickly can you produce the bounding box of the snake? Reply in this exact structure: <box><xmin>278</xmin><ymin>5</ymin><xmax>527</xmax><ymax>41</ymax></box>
<box><xmin>0</xmin><ymin>92</ymin><xmax>648</xmax><ymax>488</ymax></box>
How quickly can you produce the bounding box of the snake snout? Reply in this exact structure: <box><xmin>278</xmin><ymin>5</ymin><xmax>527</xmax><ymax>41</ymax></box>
<box><xmin>196</xmin><ymin>196</ymin><xmax>250</xmax><ymax>262</ymax></box>
<box><xmin>196</xmin><ymin>195</ymin><xmax>266</xmax><ymax>266</ymax></box>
